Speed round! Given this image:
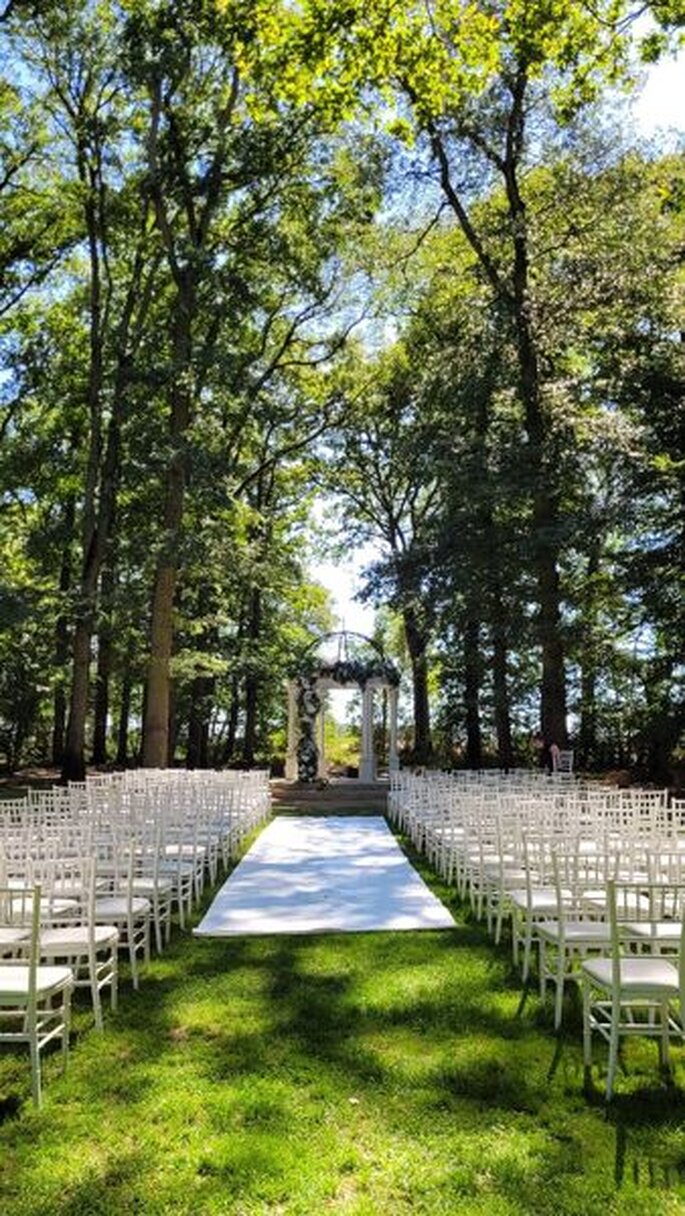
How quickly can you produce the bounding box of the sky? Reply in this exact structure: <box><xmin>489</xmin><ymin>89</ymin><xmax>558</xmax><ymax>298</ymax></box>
<box><xmin>311</xmin><ymin>45</ymin><xmax>685</xmax><ymax>636</ymax></box>
<box><xmin>631</xmin><ymin>46</ymin><xmax>685</xmax><ymax>137</ymax></box>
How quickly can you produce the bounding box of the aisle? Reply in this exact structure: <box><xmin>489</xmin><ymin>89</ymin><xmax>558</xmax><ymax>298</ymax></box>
<box><xmin>193</xmin><ymin>815</ymin><xmax>455</xmax><ymax>936</ymax></box>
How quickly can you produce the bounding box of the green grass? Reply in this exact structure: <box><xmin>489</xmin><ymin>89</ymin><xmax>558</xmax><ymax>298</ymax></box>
<box><xmin>2</xmin><ymin>817</ymin><xmax>685</xmax><ymax>1215</ymax></box>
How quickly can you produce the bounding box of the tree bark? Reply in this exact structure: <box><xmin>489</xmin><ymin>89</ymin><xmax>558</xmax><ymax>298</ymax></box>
<box><xmin>403</xmin><ymin>605</ymin><xmax>432</xmax><ymax>763</ymax></box>
<box><xmin>464</xmin><ymin>614</ymin><xmax>483</xmax><ymax>769</ymax></box>
<box><xmin>578</xmin><ymin>543</ymin><xmax>601</xmax><ymax>769</ymax></box>
<box><xmin>51</xmin><ymin>496</ymin><xmax>75</xmax><ymax>767</ymax></box>
<box><xmin>167</xmin><ymin>679</ymin><xmax>177</xmax><ymax>767</ymax></box>
<box><xmin>142</xmin><ymin>271</ymin><xmax>193</xmax><ymax>767</ymax></box>
<box><xmin>187</xmin><ymin>674</ymin><xmax>214</xmax><ymax>768</ymax></box>
<box><xmin>505</xmin><ymin>117</ymin><xmax>568</xmax><ymax>749</ymax></box>
<box><xmin>429</xmin><ymin>65</ymin><xmax>568</xmax><ymax>750</ymax></box>
<box><xmin>115</xmin><ymin>667</ymin><xmax>132</xmax><ymax>767</ymax></box>
<box><xmin>61</xmin><ymin>134</ymin><xmax>105</xmax><ymax>782</ymax></box>
<box><xmin>62</xmin><ymin>203</ymin><xmax>155</xmax><ymax>779</ymax></box>
<box><xmin>222</xmin><ymin>674</ymin><xmax>241</xmax><ymax>764</ymax></box>
<box><xmin>91</xmin><ymin>559</ymin><xmax>115</xmax><ymax>765</ymax></box>
<box><xmin>491</xmin><ymin>583</ymin><xmax>513</xmax><ymax>770</ymax></box>
<box><xmin>242</xmin><ymin>586</ymin><xmax>262</xmax><ymax>765</ymax></box>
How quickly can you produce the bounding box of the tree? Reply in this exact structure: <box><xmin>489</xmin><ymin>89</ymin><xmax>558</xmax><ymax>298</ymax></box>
<box><xmin>323</xmin><ymin>346</ymin><xmax>444</xmax><ymax>762</ymax></box>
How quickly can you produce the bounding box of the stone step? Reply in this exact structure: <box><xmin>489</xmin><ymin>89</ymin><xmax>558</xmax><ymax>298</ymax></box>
<box><xmin>270</xmin><ymin>778</ymin><xmax>389</xmax><ymax>812</ymax></box>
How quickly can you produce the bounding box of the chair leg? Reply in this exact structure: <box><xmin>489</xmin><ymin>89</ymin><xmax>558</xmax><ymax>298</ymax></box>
<box><xmin>89</xmin><ymin>948</ymin><xmax>103</xmax><ymax>1031</ymax></box>
<box><xmin>494</xmin><ymin>895</ymin><xmax>505</xmax><ymax>944</ymax></box>
<box><xmin>659</xmin><ymin>1001</ymin><xmax>671</xmax><ymax>1070</ymax></box>
<box><xmin>554</xmin><ymin>949</ymin><xmax>566</xmax><ymax>1030</ymax></box>
<box><xmin>582</xmin><ymin>977</ymin><xmax>592</xmax><ymax>1066</ymax></box>
<box><xmin>538</xmin><ymin>940</ymin><xmax>546</xmax><ymax>1000</ymax></box>
<box><xmin>63</xmin><ymin>988</ymin><xmax>72</xmax><ymax>1073</ymax></box>
<box><xmin>607</xmin><ymin>997</ymin><xmax>620</xmax><ymax>1100</ymax></box>
<box><xmin>176</xmin><ymin>874</ymin><xmax>186</xmax><ymax>930</ymax></box>
<box><xmin>30</xmin><ymin>1030</ymin><xmax>42</xmax><ymax>1108</ymax></box>
<box><xmin>153</xmin><ymin>899</ymin><xmax>162</xmax><ymax>955</ymax></box>
<box><xmin>522</xmin><ymin>921</ymin><xmax>533</xmax><ymax>982</ymax></box>
<box><xmin>128</xmin><ymin>920</ymin><xmax>139</xmax><ymax>991</ymax></box>
<box><xmin>512</xmin><ymin>910</ymin><xmax>520</xmax><ymax>967</ymax></box>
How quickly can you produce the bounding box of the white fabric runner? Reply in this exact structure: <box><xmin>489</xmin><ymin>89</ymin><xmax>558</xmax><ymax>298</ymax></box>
<box><xmin>193</xmin><ymin>815</ymin><xmax>455</xmax><ymax>936</ymax></box>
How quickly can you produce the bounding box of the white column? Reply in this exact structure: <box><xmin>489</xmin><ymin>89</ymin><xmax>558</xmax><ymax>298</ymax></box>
<box><xmin>359</xmin><ymin>684</ymin><xmax>375</xmax><ymax>782</ymax></box>
<box><xmin>317</xmin><ymin>700</ymin><xmax>327</xmax><ymax>779</ymax></box>
<box><xmin>285</xmin><ymin>680</ymin><xmax>299</xmax><ymax>780</ymax></box>
<box><xmin>387</xmin><ymin>685</ymin><xmax>400</xmax><ymax>773</ymax></box>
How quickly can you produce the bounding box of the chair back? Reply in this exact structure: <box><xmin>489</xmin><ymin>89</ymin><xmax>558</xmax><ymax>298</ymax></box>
<box><xmin>607</xmin><ymin>879</ymin><xmax>685</xmax><ymax>992</ymax></box>
<box><xmin>553</xmin><ymin>749</ymin><xmax>574</xmax><ymax>775</ymax></box>
<box><xmin>0</xmin><ymin>884</ymin><xmax>40</xmax><ymax>1010</ymax></box>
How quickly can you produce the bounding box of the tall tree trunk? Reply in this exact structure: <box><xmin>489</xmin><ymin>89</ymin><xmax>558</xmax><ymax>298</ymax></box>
<box><xmin>187</xmin><ymin>674</ymin><xmax>214</xmax><ymax>768</ymax></box>
<box><xmin>464</xmin><ymin>614</ymin><xmax>482</xmax><ymax>769</ymax></box>
<box><xmin>198</xmin><ymin>697</ymin><xmax>211</xmax><ymax>769</ymax></box>
<box><xmin>138</xmin><ymin>682</ymin><xmax>148</xmax><ymax>765</ymax></box>
<box><xmin>222</xmin><ymin>674</ymin><xmax>241</xmax><ymax>764</ymax></box>
<box><xmin>52</xmin><ymin>496</ymin><xmax>76</xmax><ymax>767</ymax></box>
<box><xmin>141</xmin><ymin>70</ymin><xmax>235</xmax><ymax>768</ymax></box>
<box><xmin>62</xmin><ymin>144</ymin><xmax>104</xmax><ymax>782</ymax></box>
<box><xmin>62</xmin><ymin>404</ymin><xmax>125</xmax><ymax>779</ymax></box>
<box><xmin>61</xmin><ymin>156</ymin><xmax>157</xmax><ymax>780</ymax></box>
<box><xmin>91</xmin><ymin>557</ymin><xmax>115</xmax><ymax>765</ymax></box>
<box><xmin>62</xmin><ymin>267</ymin><xmax>153</xmax><ymax>778</ymax></box>
<box><xmin>186</xmin><ymin>675</ymin><xmax>203</xmax><ymax>769</ymax></box>
<box><xmin>167</xmin><ymin>680</ymin><xmax>177</xmax><ymax>768</ymax></box>
<box><xmin>534</xmin><ymin>495</ymin><xmax>567</xmax><ymax>748</ymax></box>
<box><xmin>430</xmin><ymin>68</ymin><xmax>567</xmax><ymax>750</ymax></box>
<box><xmin>578</xmin><ymin>542</ymin><xmax>601</xmax><ymax>769</ymax></box>
<box><xmin>503</xmin><ymin>73</ymin><xmax>567</xmax><ymax>749</ymax></box>
<box><xmin>243</xmin><ymin>676</ymin><xmax>259</xmax><ymax>766</ymax></box>
<box><xmin>242</xmin><ymin>586</ymin><xmax>262</xmax><ymax>766</ymax></box>
<box><xmin>491</xmin><ymin>583</ymin><xmax>513</xmax><ymax>770</ymax></box>
<box><xmin>142</xmin><ymin>272</ymin><xmax>194</xmax><ymax>767</ymax></box>
<box><xmin>115</xmin><ymin>667</ymin><xmax>132</xmax><ymax>767</ymax></box>
<box><xmin>403</xmin><ymin>605</ymin><xmax>432</xmax><ymax>763</ymax></box>
<box><xmin>91</xmin><ymin>629</ymin><xmax>112</xmax><ymax>766</ymax></box>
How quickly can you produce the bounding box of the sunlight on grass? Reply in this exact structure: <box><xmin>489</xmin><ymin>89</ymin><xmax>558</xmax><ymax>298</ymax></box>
<box><xmin>1</xmin><ymin>823</ymin><xmax>685</xmax><ymax>1214</ymax></box>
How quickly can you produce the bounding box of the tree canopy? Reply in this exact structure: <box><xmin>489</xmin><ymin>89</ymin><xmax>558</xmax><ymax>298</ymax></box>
<box><xmin>0</xmin><ymin>0</ymin><xmax>682</xmax><ymax>780</ymax></box>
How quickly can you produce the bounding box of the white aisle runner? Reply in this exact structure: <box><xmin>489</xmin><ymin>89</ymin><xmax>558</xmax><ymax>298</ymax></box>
<box><xmin>193</xmin><ymin>816</ymin><xmax>455</xmax><ymax>936</ymax></box>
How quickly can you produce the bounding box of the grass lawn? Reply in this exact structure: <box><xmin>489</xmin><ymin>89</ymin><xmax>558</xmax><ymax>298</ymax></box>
<box><xmin>1</xmin><ymin>813</ymin><xmax>685</xmax><ymax>1215</ymax></box>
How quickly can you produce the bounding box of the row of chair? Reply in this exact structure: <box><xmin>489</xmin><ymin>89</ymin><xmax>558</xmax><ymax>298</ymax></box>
<box><xmin>389</xmin><ymin>769</ymin><xmax>685</xmax><ymax>1098</ymax></box>
<box><xmin>0</xmin><ymin>768</ymin><xmax>271</xmax><ymax>1105</ymax></box>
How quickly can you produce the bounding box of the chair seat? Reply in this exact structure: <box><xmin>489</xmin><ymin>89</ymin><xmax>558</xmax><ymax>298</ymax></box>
<box><xmin>480</xmin><ymin>855</ymin><xmax>518</xmax><ymax>875</ymax></box>
<box><xmin>130</xmin><ymin>876</ymin><xmax>173</xmax><ymax>896</ymax></box>
<box><xmin>159</xmin><ymin>859</ymin><xmax>195</xmax><ymax>875</ymax></box>
<box><xmin>496</xmin><ymin>868</ymin><xmax>529</xmax><ymax>885</ymax></box>
<box><xmin>537</xmin><ymin>919</ymin><xmax>611</xmax><ymax>943</ymax></box>
<box><xmin>0</xmin><ymin>963</ymin><xmax>74</xmax><ymax>999</ymax></box>
<box><xmin>583</xmin><ymin>891</ymin><xmax>651</xmax><ymax>915</ymax></box>
<box><xmin>510</xmin><ymin>888</ymin><xmax>572</xmax><ymax>912</ymax></box>
<box><xmin>623</xmin><ymin>921</ymin><xmax>681</xmax><ymax>945</ymax></box>
<box><xmin>0</xmin><ymin>928</ymin><xmax>30</xmax><ymax>949</ymax></box>
<box><xmin>582</xmin><ymin>956</ymin><xmax>679</xmax><ymax>994</ymax></box>
<box><xmin>95</xmin><ymin>897</ymin><xmax>151</xmax><ymax>918</ymax></box>
<box><xmin>40</xmin><ymin>926</ymin><xmax>119</xmax><ymax>952</ymax></box>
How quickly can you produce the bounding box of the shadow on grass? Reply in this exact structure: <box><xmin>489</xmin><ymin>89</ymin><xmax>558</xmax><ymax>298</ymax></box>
<box><xmin>4</xmin><ymin>815</ymin><xmax>685</xmax><ymax>1213</ymax></box>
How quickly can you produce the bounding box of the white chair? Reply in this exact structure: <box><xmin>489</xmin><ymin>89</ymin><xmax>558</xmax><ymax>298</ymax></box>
<box><xmin>128</xmin><ymin>831</ymin><xmax>173</xmax><ymax>955</ymax></box>
<box><xmin>537</xmin><ymin>849</ymin><xmax>612</xmax><ymax>1029</ymax></box>
<box><xmin>581</xmin><ymin>881</ymin><xmax>685</xmax><ymax>1099</ymax></box>
<box><xmin>94</xmin><ymin>844</ymin><xmax>151</xmax><ymax>990</ymax></box>
<box><xmin>552</xmin><ymin>749</ymin><xmax>574</xmax><ymax>776</ymax></box>
<box><xmin>0</xmin><ymin>885</ymin><xmax>74</xmax><ymax>1107</ymax></box>
<box><xmin>38</xmin><ymin>858</ymin><xmax>118</xmax><ymax>1031</ymax></box>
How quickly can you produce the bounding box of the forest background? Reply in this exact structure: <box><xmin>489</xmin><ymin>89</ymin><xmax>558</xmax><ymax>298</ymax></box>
<box><xmin>0</xmin><ymin>0</ymin><xmax>683</xmax><ymax>784</ymax></box>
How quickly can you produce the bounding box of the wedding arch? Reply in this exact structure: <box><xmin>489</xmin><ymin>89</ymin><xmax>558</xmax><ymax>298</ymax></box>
<box><xmin>284</xmin><ymin>631</ymin><xmax>401</xmax><ymax>783</ymax></box>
